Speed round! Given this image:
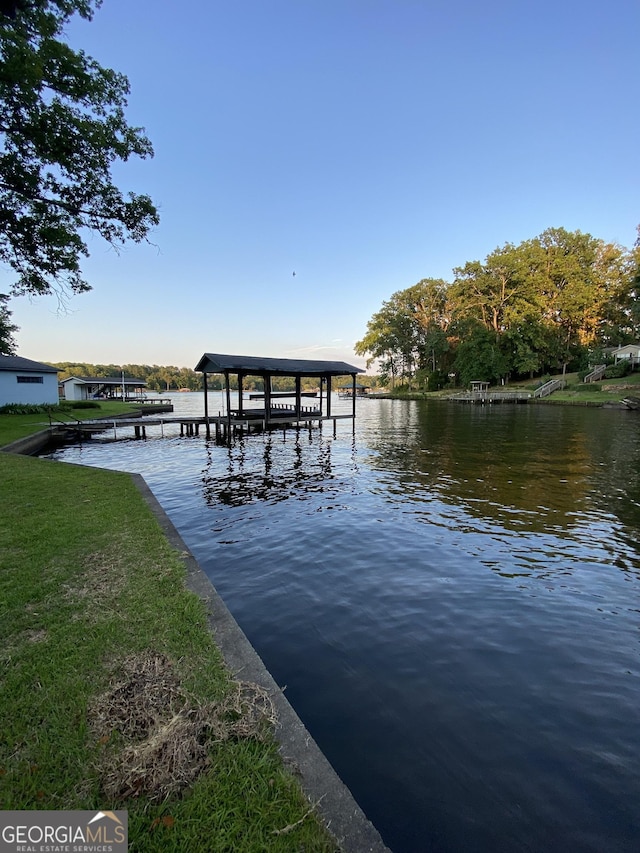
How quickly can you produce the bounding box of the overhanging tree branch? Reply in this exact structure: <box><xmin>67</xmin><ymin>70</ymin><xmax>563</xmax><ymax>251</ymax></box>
<box><xmin>0</xmin><ymin>0</ymin><xmax>159</xmax><ymax>298</ymax></box>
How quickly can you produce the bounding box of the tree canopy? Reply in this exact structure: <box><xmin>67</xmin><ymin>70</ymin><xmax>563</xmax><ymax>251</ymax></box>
<box><xmin>0</xmin><ymin>292</ymin><xmax>17</xmax><ymax>353</ymax></box>
<box><xmin>0</xmin><ymin>0</ymin><xmax>158</xmax><ymax>298</ymax></box>
<box><xmin>356</xmin><ymin>227</ymin><xmax>639</xmax><ymax>387</ymax></box>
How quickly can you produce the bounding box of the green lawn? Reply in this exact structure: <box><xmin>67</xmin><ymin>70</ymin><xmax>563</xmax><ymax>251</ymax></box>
<box><xmin>0</xmin><ymin>432</ymin><xmax>337</xmax><ymax>850</ymax></box>
<box><xmin>518</xmin><ymin>371</ymin><xmax>640</xmax><ymax>405</ymax></box>
<box><xmin>0</xmin><ymin>401</ymin><xmax>136</xmax><ymax>446</ymax></box>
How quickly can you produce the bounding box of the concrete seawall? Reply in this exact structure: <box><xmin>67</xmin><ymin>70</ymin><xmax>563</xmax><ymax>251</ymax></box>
<box><xmin>0</xmin><ymin>429</ymin><xmax>55</xmax><ymax>456</ymax></box>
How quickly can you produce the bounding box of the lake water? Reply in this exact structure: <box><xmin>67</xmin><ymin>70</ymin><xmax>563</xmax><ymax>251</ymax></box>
<box><xmin>45</xmin><ymin>393</ymin><xmax>640</xmax><ymax>852</ymax></box>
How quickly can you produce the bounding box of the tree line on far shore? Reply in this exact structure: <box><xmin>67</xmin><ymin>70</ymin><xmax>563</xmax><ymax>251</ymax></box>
<box><xmin>356</xmin><ymin>226</ymin><xmax>640</xmax><ymax>389</ymax></box>
<box><xmin>51</xmin><ymin>363</ymin><xmax>379</xmax><ymax>393</ymax></box>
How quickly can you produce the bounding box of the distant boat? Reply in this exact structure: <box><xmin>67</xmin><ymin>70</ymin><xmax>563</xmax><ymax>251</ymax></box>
<box><xmin>178</xmin><ymin>387</ymin><xmax>192</xmax><ymax>392</ymax></box>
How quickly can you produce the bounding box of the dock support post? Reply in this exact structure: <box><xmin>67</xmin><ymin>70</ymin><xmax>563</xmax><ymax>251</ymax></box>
<box><xmin>203</xmin><ymin>372</ymin><xmax>210</xmax><ymax>438</ymax></box>
<box><xmin>295</xmin><ymin>375</ymin><xmax>301</xmax><ymax>420</ymax></box>
<box><xmin>238</xmin><ymin>374</ymin><xmax>244</xmax><ymax>417</ymax></box>
<box><xmin>352</xmin><ymin>372</ymin><xmax>357</xmax><ymax>420</ymax></box>
<box><xmin>225</xmin><ymin>374</ymin><xmax>232</xmax><ymax>433</ymax></box>
<box><xmin>264</xmin><ymin>374</ymin><xmax>272</xmax><ymax>433</ymax></box>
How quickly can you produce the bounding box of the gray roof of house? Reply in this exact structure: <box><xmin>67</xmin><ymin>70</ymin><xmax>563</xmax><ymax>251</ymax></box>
<box><xmin>61</xmin><ymin>376</ymin><xmax>147</xmax><ymax>386</ymax></box>
<box><xmin>194</xmin><ymin>352</ymin><xmax>363</xmax><ymax>377</ymax></box>
<box><xmin>0</xmin><ymin>355</ymin><xmax>58</xmax><ymax>374</ymax></box>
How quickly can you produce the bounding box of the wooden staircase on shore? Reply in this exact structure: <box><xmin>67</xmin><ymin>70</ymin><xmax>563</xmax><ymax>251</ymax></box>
<box><xmin>533</xmin><ymin>378</ymin><xmax>566</xmax><ymax>398</ymax></box>
<box><xmin>584</xmin><ymin>365</ymin><xmax>607</xmax><ymax>383</ymax></box>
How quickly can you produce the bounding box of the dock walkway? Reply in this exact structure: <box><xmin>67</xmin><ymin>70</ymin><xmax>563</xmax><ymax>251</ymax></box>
<box><xmin>54</xmin><ymin>411</ymin><xmax>353</xmax><ymax>442</ymax></box>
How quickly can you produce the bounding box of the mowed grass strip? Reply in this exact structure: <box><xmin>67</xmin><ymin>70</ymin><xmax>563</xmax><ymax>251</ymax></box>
<box><xmin>0</xmin><ymin>452</ymin><xmax>337</xmax><ymax>852</ymax></box>
<box><xmin>0</xmin><ymin>401</ymin><xmax>140</xmax><ymax>445</ymax></box>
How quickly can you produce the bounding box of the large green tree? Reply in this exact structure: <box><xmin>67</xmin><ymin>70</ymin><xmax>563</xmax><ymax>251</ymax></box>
<box><xmin>450</xmin><ymin>244</ymin><xmax>532</xmax><ymax>335</ymax></box>
<box><xmin>452</xmin><ymin>322</ymin><xmax>510</xmax><ymax>387</ymax></box>
<box><xmin>530</xmin><ymin>228</ymin><xmax>601</xmax><ymax>369</ymax></box>
<box><xmin>357</xmin><ymin>226</ymin><xmax>638</xmax><ymax>387</ymax></box>
<box><xmin>606</xmin><ymin>224</ymin><xmax>640</xmax><ymax>343</ymax></box>
<box><xmin>0</xmin><ymin>0</ymin><xmax>158</xmax><ymax>298</ymax></box>
<box><xmin>0</xmin><ymin>291</ymin><xmax>17</xmax><ymax>352</ymax></box>
<box><xmin>355</xmin><ymin>278</ymin><xmax>451</xmax><ymax>384</ymax></box>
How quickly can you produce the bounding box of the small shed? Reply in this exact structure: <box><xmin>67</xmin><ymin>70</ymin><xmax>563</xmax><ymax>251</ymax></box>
<box><xmin>61</xmin><ymin>375</ymin><xmax>147</xmax><ymax>401</ymax></box>
<box><xmin>470</xmin><ymin>380</ymin><xmax>490</xmax><ymax>393</ymax></box>
<box><xmin>0</xmin><ymin>355</ymin><xmax>59</xmax><ymax>406</ymax></box>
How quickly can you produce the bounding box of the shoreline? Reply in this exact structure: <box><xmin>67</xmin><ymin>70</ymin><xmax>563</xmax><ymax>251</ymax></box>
<box><xmin>364</xmin><ymin>390</ymin><xmax>636</xmax><ymax>408</ymax></box>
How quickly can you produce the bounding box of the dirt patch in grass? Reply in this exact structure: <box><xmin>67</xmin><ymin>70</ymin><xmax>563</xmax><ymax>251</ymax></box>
<box><xmin>62</xmin><ymin>549</ymin><xmax>128</xmax><ymax>612</ymax></box>
<box><xmin>89</xmin><ymin>651</ymin><xmax>276</xmax><ymax>802</ymax></box>
<box><xmin>24</xmin><ymin>628</ymin><xmax>48</xmax><ymax>643</ymax></box>
<box><xmin>0</xmin><ymin>628</ymin><xmax>48</xmax><ymax>666</ymax></box>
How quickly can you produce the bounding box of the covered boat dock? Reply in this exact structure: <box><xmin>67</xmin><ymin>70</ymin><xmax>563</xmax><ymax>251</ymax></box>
<box><xmin>194</xmin><ymin>352</ymin><xmax>363</xmax><ymax>442</ymax></box>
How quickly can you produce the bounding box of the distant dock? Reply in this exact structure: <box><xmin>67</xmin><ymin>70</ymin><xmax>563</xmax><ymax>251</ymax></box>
<box><xmin>448</xmin><ymin>390</ymin><xmax>531</xmax><ymax>404</ymax></box>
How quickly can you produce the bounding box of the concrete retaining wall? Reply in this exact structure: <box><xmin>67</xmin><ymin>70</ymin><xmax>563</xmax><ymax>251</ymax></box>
<box><xmin>0</xmin><ymin>428</ymin><xmax>55</xmax><ymax>456</ymax></box>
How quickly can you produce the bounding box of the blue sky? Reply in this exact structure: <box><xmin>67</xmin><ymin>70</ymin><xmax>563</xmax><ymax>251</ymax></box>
<box><xmin>9</xmin><ymin>0</ymin><xmax>640</xmax><ymax>371</ymax></box>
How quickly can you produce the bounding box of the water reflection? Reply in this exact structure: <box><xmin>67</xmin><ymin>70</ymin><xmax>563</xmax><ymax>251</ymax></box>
<box><xmin>200</xmin><ymin>431</ymin><xmax>339</xmax><ymax>507</ymax></box>
<box><xmin>364</xmin><ymin>401</ymin><xmax>639</xmax><ymax>543</ymax></box>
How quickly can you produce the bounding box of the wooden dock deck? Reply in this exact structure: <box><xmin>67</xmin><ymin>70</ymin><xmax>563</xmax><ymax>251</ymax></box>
<box><xmin>54</xmin><ymin>410</ymin><xmax>354</xmax><ymax>442</ymax></box>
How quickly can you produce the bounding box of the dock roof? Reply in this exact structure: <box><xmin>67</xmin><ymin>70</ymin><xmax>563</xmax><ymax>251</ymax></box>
<box><xmin>194</xmin><ymin>353</ymin><xmax>363</xmax><ymax>378</ymax></box>
<box><xmin>61</xmin><ymin>375</ymin><xmax>147</xmax><ymax>386</ymax></box>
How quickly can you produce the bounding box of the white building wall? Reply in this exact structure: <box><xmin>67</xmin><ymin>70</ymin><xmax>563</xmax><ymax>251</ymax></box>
<box><xmin>613</xmin><ymin>344</ymin><xmax>640</xmax><ymax>362</ymax></box>
<box><xmin>0</xmin><ymin>371</ymin><xmax>59</xmax><ymax>406</ymax></box>
<box><xmin>62</xmin><ymin>379</ymin><xmax>87</xmax><ymax>400</ymax></box>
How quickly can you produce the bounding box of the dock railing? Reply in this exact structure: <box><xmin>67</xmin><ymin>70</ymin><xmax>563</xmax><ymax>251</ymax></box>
<box><xmin>271</xmin><ymin>403</ymin><xmax>320</xmax><ymax>415</ymax></box>
<box><xmin>448</xmin><ymin>389</ymin><xmax>531</xmax><ymax>403</ymax></box>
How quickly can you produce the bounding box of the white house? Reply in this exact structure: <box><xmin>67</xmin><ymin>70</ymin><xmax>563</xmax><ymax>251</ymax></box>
<box><xmin>0</xmin><ymin>356</ymin><xmax>59</xmax><ymax>406</ymax></box>
<box><xmin>61</xmin><ymin>375</ymin><xmax>147</xmax><ymax>401</ymax></box>
<box><xmin>612</xmin><ymin>343</ymin><xmax>640</xmax><ymax>365</ymax></box>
